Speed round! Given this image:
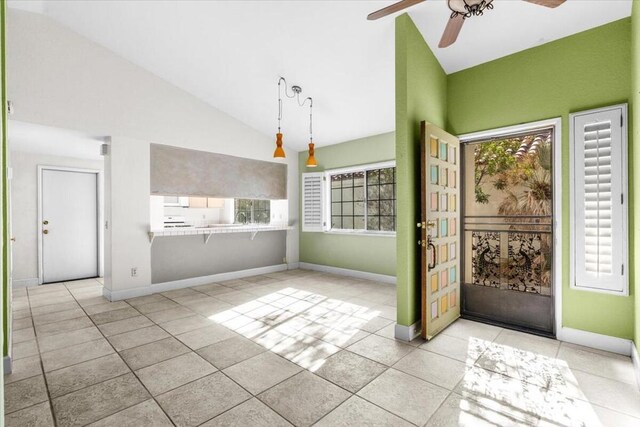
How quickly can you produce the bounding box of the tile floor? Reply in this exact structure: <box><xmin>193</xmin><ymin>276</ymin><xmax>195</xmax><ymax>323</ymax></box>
<box><xmin>4</xmin><ymin>269</ymin><xmax>640</xmax><ymax>426</ymax></box>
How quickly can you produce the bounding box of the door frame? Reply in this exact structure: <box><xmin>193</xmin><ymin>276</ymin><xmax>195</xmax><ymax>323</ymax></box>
<box><xmin>458</xmin><ymin>117</ymin><xmax>562</xmax><ymax>336</ymax></box>
<box><xmin>37</xmin><ymin>165</ymin><xmax>103</xmax><ymax>285</ymax></box>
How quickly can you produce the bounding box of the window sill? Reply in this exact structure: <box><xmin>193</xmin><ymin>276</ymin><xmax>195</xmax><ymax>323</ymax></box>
<box><xmin>323</xmin><ymin>230</ymin><xmax>396</xmax><ymax>238</ymax></box>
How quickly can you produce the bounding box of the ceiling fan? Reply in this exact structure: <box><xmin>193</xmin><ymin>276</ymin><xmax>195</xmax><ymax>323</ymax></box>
<box><xmin>368</xmin><ymin>0</ymin><xmax>566</xmax><ymax>48</ymax></box>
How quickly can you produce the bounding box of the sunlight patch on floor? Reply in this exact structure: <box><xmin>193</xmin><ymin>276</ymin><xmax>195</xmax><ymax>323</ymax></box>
<box><xmin>209</xmin><ymin>287</ymin><xmax>381</xmax><ymax>372</ymax></box>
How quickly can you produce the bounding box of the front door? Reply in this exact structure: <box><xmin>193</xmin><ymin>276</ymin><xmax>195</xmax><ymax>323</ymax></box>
<box><xmin>41</xmin><ymin>168</ymin><xmax>99</xmax><ymax>283</ymax></box>
<box><xmin>460</xmin><ymin>127</ymin><xmax>555</xmax><ymax>335</ymax></box>
<box><xmin>420</xmin><ymin>122</ymin><xmax>461</xmax><ymax>340</ymax></box>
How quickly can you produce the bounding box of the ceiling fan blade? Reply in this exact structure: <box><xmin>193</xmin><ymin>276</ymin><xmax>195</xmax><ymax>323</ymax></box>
<box><xmin>438</xmin><ymin>14</ymin><xmax>465</xmax><ymax>48</ymax></box>
<box><xmin>367</xmin><ymin>0</ymin><xmax>426</xmax><ymax>21</ymax></box>
<box><xmin>522</xmin><ymin>0</ymin><xmax>566</xmax><ymax>8</ymax></box>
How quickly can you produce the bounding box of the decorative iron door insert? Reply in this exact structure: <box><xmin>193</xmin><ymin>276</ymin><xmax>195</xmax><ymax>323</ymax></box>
<box><xmin>420</xmin><ymin>122</ymin><xmax>461</xmax><ymax>340</ymax></box>
<box><xmin>461</xmin><ymin>128</ymin><xmax>554</xmax><ymax>335</ymax></box>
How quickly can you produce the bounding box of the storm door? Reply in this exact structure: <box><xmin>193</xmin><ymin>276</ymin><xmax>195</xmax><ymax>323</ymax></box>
<box><xmin>461</xmin><ymin>127</ymin><xmax>555</xmax><ymax>335</ymax></box>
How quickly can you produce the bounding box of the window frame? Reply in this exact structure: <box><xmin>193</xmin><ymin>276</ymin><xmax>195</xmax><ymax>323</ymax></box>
<box><xmin>569</xmin><ymin>104</ymin><xmax>628</xmax><ymax>296</ymax></box>
<box><xmin>234</xmin><ymin>198</ymin><xmax>271</xmax><ymax>225</ymax></box>
<box><xmin>323</xmin><ymin>161</ymin><xmax>396</xmax><ymax>236</ymax></box>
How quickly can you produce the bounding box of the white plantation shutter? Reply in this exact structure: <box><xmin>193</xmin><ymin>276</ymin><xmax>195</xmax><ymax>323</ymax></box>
<box><xmin>572</xmin><ymin>105</ymin><xmax>627</xmax><ymax>294</ymax></box>
<box><xmin>302</xmin><ymin>172</ymin><xmax>325</xmax><ymax>232</ymax></box>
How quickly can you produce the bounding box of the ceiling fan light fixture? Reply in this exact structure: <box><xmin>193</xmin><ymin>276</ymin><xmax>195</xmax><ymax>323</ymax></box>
<box><xmin>448</xmin><ymin>0</ymin><xmax>493</xmax><ymax>19</ymax></box>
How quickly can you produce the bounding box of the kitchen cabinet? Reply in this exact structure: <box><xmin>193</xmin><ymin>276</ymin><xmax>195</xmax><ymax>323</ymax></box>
<box><xmin>188</xmin><ymin>197</ymin><xmax>225</xmax><ymax>208</ymax></box>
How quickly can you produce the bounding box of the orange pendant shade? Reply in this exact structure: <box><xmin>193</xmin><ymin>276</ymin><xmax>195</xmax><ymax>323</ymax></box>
<box><xmin>273</xmin><ymin>133</ymin><xmax>286</xmax><ymax>158</ymax></box>
<box><xmin>306</xmin><ymin>142</ymin><xmax>317</xmax><ymax>167</ymax></box>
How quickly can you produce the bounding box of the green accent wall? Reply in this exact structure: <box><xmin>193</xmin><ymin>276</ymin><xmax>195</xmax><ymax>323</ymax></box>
<box><xmin>632</xmin><ymin>1</ymin><xmax>639</xmax><ymax>351</ymax></box>
<box><xmin>1</xmin><ymin>0</ymin><xmax>7</xmax><ymax>359</ymax></box>
<box><xmin>447</xmin><ymin>18</ymin><xmax>634</xmax><ymax>339</ymax></box>
<box><xmin>395</xmin><ymin>14</ymin><xmax>447</xmax><ymax>326</ymax></box>
<box><xmin>298</xmin><ymin>132</ymin><xmax>396</xmax><ymax>276</ymax></box>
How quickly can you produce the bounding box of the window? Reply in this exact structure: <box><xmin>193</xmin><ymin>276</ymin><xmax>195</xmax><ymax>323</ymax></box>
<box><xmin>234</xmin><ymin>199</ymin><xmax>270</xmax><ymax>224</ymax></box>
<box><xmin>301</xmin><ymin>162</ymin><xmax>396</xmax><ymax>234</ymax></box>
<box><xmin>570</xmin><ymin>105</ymin><xmax>627</xmax><ymax>295</ymax></box>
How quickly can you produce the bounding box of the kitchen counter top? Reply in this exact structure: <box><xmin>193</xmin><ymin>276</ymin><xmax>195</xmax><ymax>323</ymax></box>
<box><xmin>148</xmin><ymin>224</ymin><xmax>293</xmax><ymax>244</ymax></box>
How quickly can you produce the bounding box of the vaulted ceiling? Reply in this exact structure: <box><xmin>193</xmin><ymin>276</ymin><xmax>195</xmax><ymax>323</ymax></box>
<box><xmin>8</xmin><ymin>0</ymin><xmax>632</xmax><ymax>150</ymax></box>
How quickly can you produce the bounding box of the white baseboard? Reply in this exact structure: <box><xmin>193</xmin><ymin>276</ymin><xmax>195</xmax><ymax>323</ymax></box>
<box><xmin>394</xmin><ymin>321</ymin><xmax>421</xmax><ymax>342</ymax></box>
<box><xmin>287</xmin><ymin>262</ymin><xmax>300</xmax><ymax>270</ymax></box>
<box><xmin>631</xmin><ymin>343</ymin><xmax>640</xmax><ymax>391</ymax></box>
<box><xmin>104</xmin><ymin>264</ymin><xmax>289</xmax><ymax>301</ymax></box>
<box><xmin>4</xmin><ymin>356</ymin><xmax>12</xmax><ymax>374</ymax></box>
<box><xmin>12</xmin><ymin>278</ymin><xmax>39</xmax><ymax>288</ymax></box>
<box><xmin>298</xmin><ymin>262</ymin><xmax>396</xmax><ymax>285</ymax></box>
<box><xmin>557</xmin><ymin>327</ymin><xmax>632</xmax><ymax>356</ymax></box>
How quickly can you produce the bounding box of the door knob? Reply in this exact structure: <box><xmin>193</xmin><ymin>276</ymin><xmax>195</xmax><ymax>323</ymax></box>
<box><xmin>426</xmin><ymin>220</ymin><xmax>436</xmax><ymax>229</ymax></box>
<box><xmin>43</xmin><ymin>220</ymin><xmax>49</xmax><ymax>225</ymax></box>
<box><xmin>10</xmin><ymin>237</ymin><xmax>15</xmax><ymax>242</ymax></box>
<box><xmin>43</xmin><ymin>230</ymin><xmax>49</xmax><ymax>235</ymax></box>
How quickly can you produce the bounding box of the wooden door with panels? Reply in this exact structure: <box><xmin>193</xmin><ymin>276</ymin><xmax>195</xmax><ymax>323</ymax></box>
<box><xmin>420</xmin><ymin>122</ymin><xmax>461</xmax><ymax>340</ymax></box>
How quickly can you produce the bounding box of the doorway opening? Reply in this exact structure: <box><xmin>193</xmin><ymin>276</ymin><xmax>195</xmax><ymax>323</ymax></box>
<box><xmin>460</xmin><ymin>124</ymin><xmax>557</xmax><ymax>336</ymax></box>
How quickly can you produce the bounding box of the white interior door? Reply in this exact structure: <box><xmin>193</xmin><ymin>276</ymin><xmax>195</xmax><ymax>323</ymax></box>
<box><xmin>41</xmin><ymin>169</ymin><xmax>98</xmax><ymax>283</ymax></box>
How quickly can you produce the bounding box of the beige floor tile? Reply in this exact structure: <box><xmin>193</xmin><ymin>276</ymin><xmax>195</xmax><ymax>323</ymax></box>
<box><xmin>357</xmin><ymin>316</ymin><xmax>394</xmax><ymax>333</ymax></box>
<box><xmin>126</xmin><ymin>294</ymin><xmax>169</xmax><ymax>307</ymax></box>
<box><xmin>13</xmin><ymin>317</ymin><xmax>34</xmax><ymax>331</ymax></box>
<box><xmin>441</xmin><ymin>318</ymin><xmax>502</xmax><ymax>342</ymax></box>
<box><xmin>320</xmin><ymin>328</ymin><xmax>371</xmax><ymax>348</ymax></box>
<box><xmin>157</xmin><ymin>372</ymin><xmax>251</xmax><ymax>427</ymax></box>
<box><xmin>258</xmin><ymin>371</ymin><xmax>351</xmax><ymax>427</ymax></box>
<box><xmin>420</xmin><ymin>332</ymin><xmax>489</xmax><ymax>364</ymax></box>
<box><xmin>13</xmin><ymin>308</ymin><xmax>32</xmax><ymax>320</ymax></box>
<box><xmin>30</xmin><ymin>302</ymin><xmax>80</xmax><ymax>316</ymax></box>
<box><xmin>98</xmin><ymin>315</ymin><xmax>154</xmax><ymax>337</ymax></box>
<box><xmin>425</xmin><ymin>392</ymin><xmax>535</xmax><ymax>427</ymax></box>
<box><xmin>145</xmin><ymin>306</ymin><xmax>194</xmax><ymax>324</ymax></box>
<box><xmin>394</xmin><ymin>349</ymin><xmax>468</xmax><ymax>390</ymax></box>
<box><xmin>52</xmin><ymin>373</ymin><xmax>150</xmax><ymax>426</ymax></box>
<box><xmin>35</xmin><ymin>316</ymin><xmax>94</xmax><ymax>337</ymax></box>
<box><xmin>494</xmin><ymin>329</ymin><xmax>560</xmax><ymax>358</ymax></box>
<box><xmin>120</xmin><ymin>336</ymin><xmax>190</xmax><ymax>370</ymax></box>
<box><xmin>88</xmin><ymin>399</ymin><xmax>174</xmax><ymax>426</ymax></box>
<box><xmin>223</xmin><ymin>351</ymin><xmax>301</xmax><ymax>395</ymax></box>
<box><xmin>4</xmin><ymin>355</ymin><xmax>43</xmax><ymax>384</ymax></box>
<box><xmin>314</xmin><ymin>350</ymin><xmax>387</xmax><ymax>393</ymax></box>
<box><xmin>90</xmin><ymin>307</ymin><xmax>141</xmax><ymax>325</ymax></box>
<box><xmin>159</xmin><ymin>315</ymin><xmax>214</xmax><ymax>335</ymax></box>
<box><xmin>591</xmin><ymin>404</ymin><xmax>640</xmax><ymax>427</ymax></box>
<box><xmin>46</xmin><ymin>353</ymin><xmax>130</xmax><ymax>398</ymax></box>
<box><xmin>136</xmin><ymin>299</ymin><xmax>181</xmax><ymax>314</ymax></box>
<box><xmin>571</xmin><ymin>369</ymin><xmax>640</xmax><ymax>418</ymax></box>
<box><xmin>77</xmin><ymin>296</ymin><xmax>111</xmax><ymax>308</ymax></box>
<box><xmin>175</xmin><ymin>324</ymin><xmax>237</xmax><ymax>350</ymax></box>
<box><xmin>32</xmin><ymin>308</ymin><xmax>86</xmax><ymax>326</ymax></box>
<box><xmin>315</xmin><ymin>395</ymin><xmax>413</xmax><ymax>427</ymax></box>
<box><xmin>5</xmin><ymin>375</ymin><xmax>49</xmax><ymax>414</ymax></box>
<box><xmin>454</xmin><ymin>366</ymin><xmax>545</xmax><ymax>425</ymax></box>
<box><xmin>161</xmin><ymin>287</ymin><xmax>204</xmax><ymax>299</ymax></box>
<box><xmin>357</xmin><ymin>368</ymin><xmax>449</xmax><ymax>426</ymax></box>
<box><xmin>84</xmin><ymin>300</ymin><xmax>131</xmax><ymax>315</ymax></box>
<box><xmin>41</xmin><ymin>338</ymin><xmax>115</xmax><ymax>372</ymax></box>
<box><xmin>197</xmin><ymin>335</ymin><xmax>266</xmax><ymax>369</ymax></box>
<box><xmin>29</xmin><ymin>294</ymin><xmax>75</xmax><ymax>308</ymax></box>
<box><xmin>185</xmin><ymin>299</ymin><xmax>234</xmax><ymax>317</ymax></box>
<box><xmin>5</xmin><ymin>401</ymin><xmax>55</xmax><ymax>427</ymax></box>
<box><xmin>346</xmin><ymin>334</ymin><xmax>415</xmax><ymax>366</ymax></box>
<box><xmin>107</xmin><ymin>325</ymin><xmax>170</xmax><ymax>351</ymax></box>
<box><xmin>201</xmin><ymin>397</ymin><xmax>291</xmax><ymax>427</ymax></box>
<box><xmin>12</xmin><ymin>327</ymin><xmax>36</xmax><ymax>344</ymax></box>
<box><xmin>136</xmin><ymin>352</ymin><xmax>217</xmax><ymax>395</ymax></box>
<box><xmin>13</xmin><ymin>340</ymin><xmax>39</xmax><ymax>360</ymax></box>
<box><xmin>37</xmin><ymin>326</ymin><xmax>103</xmax><ymax>353</ymax></box>
<box><xmin>557</xmin><ymin>343</ymin><xmax>636</xmax><ymax>385</ymax></box>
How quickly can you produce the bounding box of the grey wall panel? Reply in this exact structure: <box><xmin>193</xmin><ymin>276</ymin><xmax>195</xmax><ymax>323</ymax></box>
<box><xmin>150</xmin><ymin>144</ymin><xmax>287</xmax><ymax>199</ymax></box>
<box><xmin>151</xmin><ymin>231</ymin><xmax>286</xmax><ymax>283</ymax></box>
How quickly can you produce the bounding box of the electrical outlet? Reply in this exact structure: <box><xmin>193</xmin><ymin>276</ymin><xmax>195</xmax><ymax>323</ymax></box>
<box><xmin>131</xmin><ymin>267</ymin><xmax>138</xmax><ymax>277</ymax></box>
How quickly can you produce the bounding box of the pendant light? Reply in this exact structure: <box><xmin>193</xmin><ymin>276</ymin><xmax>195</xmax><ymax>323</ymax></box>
<box><xmin>273</xmin><ymin>78</ymin><xmax>286</xmax><ymax>158</ymax></box>
<box><xmin>306</xmin><ymin>98</ymin><xmax>317</xmax><ymax>168</ymax></box>
<box><xmin>274</xmin><ymin>77</ymin><xmax>318</xmax><ymax>167</ymax></box>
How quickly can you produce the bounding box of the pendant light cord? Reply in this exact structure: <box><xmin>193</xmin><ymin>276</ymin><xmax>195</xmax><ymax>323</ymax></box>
<box><xmin>277</xmin><ymin>76</ymin><xmax>314</xmax><ymax>142</ymax></box>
